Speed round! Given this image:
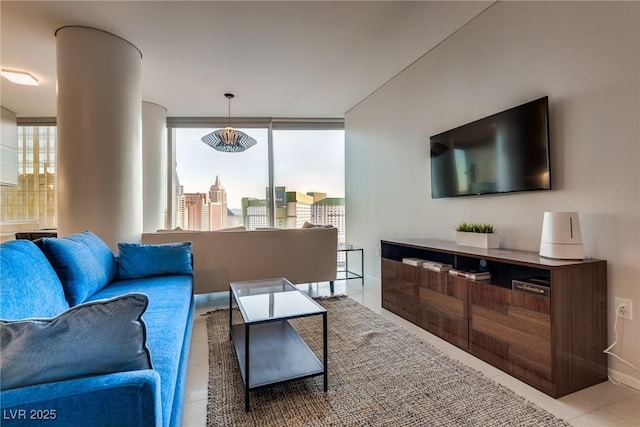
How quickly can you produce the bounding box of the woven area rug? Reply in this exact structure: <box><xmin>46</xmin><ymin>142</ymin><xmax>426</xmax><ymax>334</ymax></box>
<box><xmin>206</xmin><ymin>296</ymin><xmax>569</xmax><ymax>426</ymax></box>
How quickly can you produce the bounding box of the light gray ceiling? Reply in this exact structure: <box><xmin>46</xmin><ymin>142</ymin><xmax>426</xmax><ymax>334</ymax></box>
<box><xmin>1</xmin><ymin>1</ymin><xmax>491</xmax><ymax>118</ymax></box>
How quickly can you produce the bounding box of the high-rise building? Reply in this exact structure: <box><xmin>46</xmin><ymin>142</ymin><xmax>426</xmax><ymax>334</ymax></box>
<box><xmin>241</xmin><ymin>188</ymin><xmax>345</xmax><ymax>237</ymax></box>
<box><xmin>183</xmin><ymin>192</ymin><xmax>207</xmax><ymax>230</ymax></box>
<box><xmin>208</xmin><ymin>175</ymin><xmax>227</xmax><ymax>230</ymax></box>
<box><xmin>242</xmin><ymin>198</ymin><xmax>268</xmax><ymax>230</ymax></box>
<box><xmin>209</xmin><ymin>176</ymin><xmax>224</xmax><ymax>203</ymax></box>
<box><xmin>313</xmin><ymin>197</ymin><xmax>346</xmax><ymax>244</ymax></box>
<box><xmin>307</xmin><ymin>192</ymin><xmax>327</xmax><ymax>204</ymax></box>
<box><xmin>176</xmin><ymin>185</ymin><xmax>186</xmax><ymax>229</ymax></box>
<box><xmin>285</xmin><ymin>191</ymin><xmax>313</xmax><ymax>229</ymax></box>
<box><xmin>175</xmin><ymin>176</ymin><xmax>230</xmax><ymax>231</ymax></box>
<box><xmin>271</xmin><ymin>186</ymin><xmax>286</xmax><ymax>228</ymax></box>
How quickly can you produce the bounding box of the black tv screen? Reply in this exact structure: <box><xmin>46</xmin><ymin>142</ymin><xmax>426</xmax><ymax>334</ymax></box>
<box><xmin>430</xmin><ymin>96</ymin><xmax>550</xmax><ymax>198</ymax></box>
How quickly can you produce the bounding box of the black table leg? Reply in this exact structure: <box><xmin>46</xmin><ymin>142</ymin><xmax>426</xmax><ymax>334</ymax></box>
<box><xmin>323</xmin><ymin>312</ymin><xmax>328</xmax><ymax>392</ymax></box>
<box><xmin>360</xmin><ymin>248</ymin><xmax>364</xmax><ymax>286</ymax></box>
<box><xmin>245</xmin><ymin>323</ymin><xmax>250</xmax><ymax>412</ymax></box>
<box><xmin>229</xmin><ymin>290</ymin><xmax>233</xmax><ymax>340</ymax></box>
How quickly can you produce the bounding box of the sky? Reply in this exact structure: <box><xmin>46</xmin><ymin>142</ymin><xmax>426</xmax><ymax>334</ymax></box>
<box><xmin>176</xmin><ymin>128</ymin><xmax>345</xmax><ymax>209</ymax></box>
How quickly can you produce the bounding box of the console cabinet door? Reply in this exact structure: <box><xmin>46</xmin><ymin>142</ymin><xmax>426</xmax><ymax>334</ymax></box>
<box><xmin>469</xmin><ymin>282</ymin><xmax>552</xmax><ymax>393</ymax></box>
<box><xmin>418</xmin><ymin>271</ymin><xmax>468</xmax><ymax>349</ymax></box>
<box><xmin>381</xmin><ymin>259</ymin><xmax>418</xmax><ymax>323</ymax></box>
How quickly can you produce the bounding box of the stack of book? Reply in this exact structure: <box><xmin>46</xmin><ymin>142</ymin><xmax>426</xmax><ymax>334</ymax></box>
<box><xmin>422</xmin><ymin>261</ymin><xmax>452</xmax><ymax>272</ymax></box>
<box><xmin>448</xmin><ymin>269</ymin><xmax>491</xmax><ymax>281</ymax></box>
<box><xmin>402</xmin><ymin>258</ymin><xmax>426</xmax><ymax>267</ymax></box>
<box><xmin>402</xmin><ymin>258</ymin><xmax>452</xmax><ymax>272</ymax></box>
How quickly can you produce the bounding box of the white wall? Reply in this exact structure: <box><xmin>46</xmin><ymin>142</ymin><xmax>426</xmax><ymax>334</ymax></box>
<box><xmin>345</xmin><ymin>2</ymin><xmax>640</xmax><ymax>389</ymax></box>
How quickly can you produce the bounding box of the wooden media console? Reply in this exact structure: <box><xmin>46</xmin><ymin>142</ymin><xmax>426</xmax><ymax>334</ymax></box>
<box><xmin>381</xmin><ymin>239</ymin><xmax>607</xmax><ymax>398</ymax></box>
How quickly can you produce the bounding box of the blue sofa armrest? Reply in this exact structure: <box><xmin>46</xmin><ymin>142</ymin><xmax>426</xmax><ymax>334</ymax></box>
<box><xmin>0</xmin><ymin>370</ymin><xmax>162</xmax><ymax>427</ymax></box>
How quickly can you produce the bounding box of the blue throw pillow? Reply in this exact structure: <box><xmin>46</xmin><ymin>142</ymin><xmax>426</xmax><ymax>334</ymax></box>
<box><xmin>40</xmin><ymin>231</ymin><xmax>118</xmax><ymax>306</ymax></box>
<box><xmin>117</xmin><ymin>242</ymin><xmax>193</xmax><ymax>280</ymax></box>
<box><xmin>0</xmin><ymin>293</ymin><xmax>152</xmax><ymax>391</ymax></box>
<box><xmin>0</xmin><ymin>240</ymin><xmax>70</xmax><ymax>320</ymax></box>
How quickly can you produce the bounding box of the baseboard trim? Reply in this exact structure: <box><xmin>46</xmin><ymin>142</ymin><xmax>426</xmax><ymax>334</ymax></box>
<box><xmin>364</xmin><ymin>273</ymin><xmax>379</xmax><ymax>283</ymax></box>
<box><xmin>608</xmin><ymin>368</ymin><xmax>640</xmax><ymax>391</ymax></box>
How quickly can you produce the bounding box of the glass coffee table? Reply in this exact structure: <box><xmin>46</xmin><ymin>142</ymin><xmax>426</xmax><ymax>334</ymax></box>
<box><xmin>229</xmin><ymin>277</ymin><xmax>328</xmax><ymax>411</ymax></box>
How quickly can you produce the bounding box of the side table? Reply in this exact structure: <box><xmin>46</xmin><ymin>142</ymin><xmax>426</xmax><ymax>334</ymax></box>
<box><xmin>334</xmin><ymin>247</ymin><xmax>364</xmax><ymax>291</ymax></box>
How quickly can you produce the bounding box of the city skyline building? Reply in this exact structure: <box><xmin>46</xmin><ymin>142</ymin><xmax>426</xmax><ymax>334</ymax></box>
<box><xmin>176</xmin><ymin>175</ymin><xmax>230</xmax><ymax>231</ymax></box>
<box><xmin>313</xmin><ymin>197</ymin><xmax>346</xmax><ymax>244</ymax></box>
<box><xmin>241</xmin><ymin>198</ymin><xmax>268</xmax><ymax>230</ymax></box>
<box><xmin>284</xmin><ymin>191</ymin><xmax>313</xmax><ymax>229</ymax></box>
<box><xmin>208</xmin><ymin>175</ymin><xmax>227</xmax><ymax>230</ymax></box>
<box><xmin>175</xmin><ymin>184</ymin><xmax>186</xmax><ymax>230</ymax></box>
<box><xmin>183</xmin><ymin>192</ymin><xmax>207</xmax><ymax>230</ymax></box>
<box><xmin>176</xmin><ymin>176</ymin><xmax>345</xmax><ymax>238</ymax></box>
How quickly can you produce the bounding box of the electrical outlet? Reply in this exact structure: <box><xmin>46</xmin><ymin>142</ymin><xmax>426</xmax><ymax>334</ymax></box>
<box><xmin>614</xmin><ymin>297</ymin><xmax>633</xmax><ymax>320</ymax></box>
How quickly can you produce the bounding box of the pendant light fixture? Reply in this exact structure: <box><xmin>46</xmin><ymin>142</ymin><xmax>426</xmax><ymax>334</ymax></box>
<box><xmin>201</xmin><ymin>93</ymin><xmax>257</xmax><ymax>153</ymax></box>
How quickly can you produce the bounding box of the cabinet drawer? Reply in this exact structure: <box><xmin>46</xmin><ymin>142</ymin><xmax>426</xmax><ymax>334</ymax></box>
<box><xmin>469</xmin><ymin>282</ymin><xmax>552</xmax><ymax>392</ymax></box>
<box><xmin>382</xmin><ymin>259</ymin><xmax>418</xmax><ymax>322</ymax></box>
<box><xmin>418</xmin><ymin>271</ymin><xmax>468</xmax><ymax>349</ymax></box>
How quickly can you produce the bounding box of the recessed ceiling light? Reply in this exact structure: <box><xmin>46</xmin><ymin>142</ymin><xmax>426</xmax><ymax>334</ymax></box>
<box><xmin>1</xmin><ymin>69</ymin><xmax>39</xmax><ymax>86</ymax></box>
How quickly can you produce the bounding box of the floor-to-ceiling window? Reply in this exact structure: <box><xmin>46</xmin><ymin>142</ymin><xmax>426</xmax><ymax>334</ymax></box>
<box><xmin>0</xmin><ymin>120</ymin><xmax>345</xmax><ymax>240</ymax></box>
<box><xmin>0</xmin><ymin>125</ymin><xmax>57</xmax><ymax>236</ymax></box>
<box><xmin>272</xmin><ymin>129</ymin><xmax>345</xmax><ymax>242</ymax></box>
<box><xmin>173</xmin><ymin>127</ymin><xmax>269</xmax><ymax>231</ymax></box>
<box><xmin>170</xmin><ymin>120</ymin><xmax>345</xmax><ymax>234</ymax></box>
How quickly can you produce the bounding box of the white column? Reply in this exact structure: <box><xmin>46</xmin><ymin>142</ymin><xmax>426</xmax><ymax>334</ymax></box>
<box><xmin>56</xmin><ymin>26</ymin><xmax>142</xmax><ymax>249</ymax></box>
<box><xmin>142</xmin><ymin>102</ymin><xmax>167</xmax><ymax>232</ymax></box>
<box><xmin>1</xmin><ymin>107</ymin><xmax>18</xmax><ymax>186</ymax></box>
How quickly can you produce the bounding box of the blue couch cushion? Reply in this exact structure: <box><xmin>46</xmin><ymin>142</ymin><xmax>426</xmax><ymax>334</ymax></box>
<box><xmin>0</xmin><ymin>293</ymin><xmax>152</xmax><ymax>391</ymax></box>
<box><xmin>89</xmin><ymin>275</ymin><xmax>193</xmax><ymax>427</ymax></box>
<box><xmin>0</xmin><ymin>370</ymin><xmax>162</xmax><ymax>427</ymax></box>
<box><xmin>0</xmin><ymin>240</ymin><xmax>69</xmax><ymax>320</ymax></box>
<box><xmin>118</xmin><ymin>242</ymin><xmax>193</xmax><ymax>280</ymax></box>
<box><xmin>40</xmin><ymin>231</ymin><xmax>117</xmax><ymax>306</ymax></box>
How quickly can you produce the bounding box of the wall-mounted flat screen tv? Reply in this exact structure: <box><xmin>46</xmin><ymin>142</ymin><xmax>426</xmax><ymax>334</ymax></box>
<box><xmin>430</xmin><ymin>96</ymin><xmax>550</xmax><ymax>198</ymax></box>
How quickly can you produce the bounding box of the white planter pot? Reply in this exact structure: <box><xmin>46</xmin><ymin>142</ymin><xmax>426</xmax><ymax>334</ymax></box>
<box><xmin>456</xmin><ymin>231</ymin><xmax>499</xmax><ymax>249</ymax></box>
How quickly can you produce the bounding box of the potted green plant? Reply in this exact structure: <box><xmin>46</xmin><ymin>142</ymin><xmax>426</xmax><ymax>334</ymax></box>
<box><xmin>455</xmin><ymin>222</ymin><xmax>499</xmax><ymax>249</ymax></box>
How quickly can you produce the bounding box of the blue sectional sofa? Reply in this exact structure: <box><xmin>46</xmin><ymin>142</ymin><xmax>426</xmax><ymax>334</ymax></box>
<box><xmin>0</xmin><ymin>231</ymin><xmax>194</xmax><ymax>427</ymax></box>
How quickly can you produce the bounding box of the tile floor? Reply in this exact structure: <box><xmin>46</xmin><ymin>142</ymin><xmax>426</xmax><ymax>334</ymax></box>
<box><xmin>183</xmin><ymin>278</ymin><xmax>640</xmax><ymax>427</ymax></box>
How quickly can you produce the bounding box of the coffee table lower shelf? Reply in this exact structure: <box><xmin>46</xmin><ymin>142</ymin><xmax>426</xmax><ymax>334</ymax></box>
<box><xmin>230</xmin><ymin>320</ymin><xmax>325</xmax><ymax>410</ymax></box>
